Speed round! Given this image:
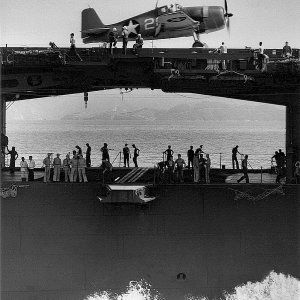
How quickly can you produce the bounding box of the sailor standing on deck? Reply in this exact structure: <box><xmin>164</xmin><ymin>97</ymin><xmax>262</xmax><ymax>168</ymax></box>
<box><xmin>70</xmin><ymin>33</ymin><xmax>76</xmax><ymax>50</ymax></box>
<box><xmin>175</xmin><ymin>154</ymin><xmax>186</xmax><ymax>183</ymax></box>
<box><xmin>205</xmin><ymin>154</ymin><xmax>211</xmax><ymax>183</ymax></box>
<box><xmin>75</xmin><ymin>145</ymin><xmax>82</xmax><ymax>156</ymax></box>
<box><xmin>166</xmin><ymin>156</ymin><xmax>175</xmax><ymax>183</ymax></box>
<box><xmin>122</xmin><ymin>26</ymin><xmax>129</xmax><ymax>55</ymax></box>
<box><xmin>163</xmin><ymin>145</ymin><xmax>174</xmax><ymax>163</ymax></box>
<box><xmin>28</xmin><ymin>156</ymin><xmax>35</xmax><ymax>181</ymax></box>
<box><xmin>187</xmin><ymin>146</ymin><xmax>194</xmax><ymax>169</ymax></box>
<box><xmin>133</xmin><ymin>34</ymin><xmax>144</xmax><ymax>54</ymax></box>
<box><xmin>69</xmin><ymin>33</ymin><xmax>82</xmax><ymax>61</ymax></box>
<box><xmin>282</xmin><ymin>41</ymin><xmax>292</xmax><ymax>58</ymax></box>
<box><xmin>53</xmin><ymin>153</ymin><xmax>62</xmax><ymax>182</ymax></box>
<box><xmin>101</xmin><ymin>143</ymin><xmax>111</xmax><ymax>162</ymax></box>
<box><xmin>78</xmin><ymin>154</ymin><xmax>88</xmax><ymax>182</ymax></box>
<box><xmin>256</xmin><ymin>42</ymin><xmax>265</xmax><ymax>70</ymax></box>
<box><xmin>108</xmin><ymin>28</ymin><xmax>118</xmax><ymax>54</ymax></box>
<box><xmin>70</xmin><ymin>152</ymin><xmax>79</xmax><ymax>182</ymax></box>
<box><xmin>132</xmin><ymin>144</ymin><xmax>140</xmax><ymax>167</ymax></box>
<box><xmin>123</xmin><ymin>143</ymin><xmax>131</xmax><ymax>167</ymax></box>
<box><xmin>20</xmin><ymin>157</ymin><xmax>28</xmax><ymax>181</ymax></box>
<box><xmin>232</xmin><ymin>145</ymin><xmax>241</xmax><ymax>170</ymax></box>
<box><xmin>193</xmin><ymin>152</ymin><xmax>200</xmax><ymax>183</ymax></box>
<box><xmin>219</xmin><ymin>42</ymin><xmax>227</xmax><ymax>70</ymax></box>
<box><xmin>86</xmin><ymin>143</ymin><xmax>91</xmax><ymax>167</ymax></box>
<box><xmin>63</xmin><ymin>154</ymin><xmax>71</xmax><ymax>182</ymax></box>
<box><xmin>43</xmin><ymin>153</ymin><xmax>52</xmax><ymax>183</ymax></box>
<box><xmin>6</xmin><ymin>146</ymin><xmax>18</xmax><ymax>174</ymax></box>
<box><xmin>199</xmin><ymin>153</ymin><xmax>206</xmax><ymax>183</ymax></box>
<box><xmin>237</xmin><ymin>154</ymin><xmax>249</xmax><ymax>183</ymax></box>
<box><xmin>195</xmin><ymin>145</ymin><xmax>204</xmax><ymax>155</ymax></box>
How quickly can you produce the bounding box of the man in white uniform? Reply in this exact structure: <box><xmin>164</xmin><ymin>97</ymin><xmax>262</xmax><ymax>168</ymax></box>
<box><xmin>28</xmin><ymin>156</ymin><xmax>35</xmax><ymax>181</ymax></box>
<box><xmin>20</xmin><ymin>157</ymin><xmax>28</xmax><ymax>181</ymax></box>
<box><xmin>219</xmin><ymin>42</ymin><xmax>227</xmax><ymax>70</ymax></box>
<box><xmin>53</xmin><ymin>153</ymin><xmax>62</xmax><ymax>182</ymax></box>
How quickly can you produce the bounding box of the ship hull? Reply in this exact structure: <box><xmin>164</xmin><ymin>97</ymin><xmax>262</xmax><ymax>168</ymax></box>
<box><xmin>1</xmin><ymin>182</ymin><xmax>299</xmax><ymax>299</ymax></box>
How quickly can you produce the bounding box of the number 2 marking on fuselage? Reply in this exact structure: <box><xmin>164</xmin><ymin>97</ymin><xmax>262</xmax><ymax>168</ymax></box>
<box><xmin>144</xmin><ymin>18</ymin><xmax>158</xmax><ymax>30</ymax></box>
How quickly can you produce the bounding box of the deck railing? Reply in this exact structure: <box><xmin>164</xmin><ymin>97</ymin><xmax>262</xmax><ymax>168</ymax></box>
<box><xmin>3</xmin><ymin>151</ymin><xmax>276</xmax><ymax>170</ymax></box>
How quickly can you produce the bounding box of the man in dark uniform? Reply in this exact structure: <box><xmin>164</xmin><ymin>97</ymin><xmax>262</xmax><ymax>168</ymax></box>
<box><xmin>108</xmin><ymin>28</ymin><xmax>118</xmax><ymax>54</ymax></box>
<box><xmin>276</xmin><ymin>149</ymin><xmax>286</xmax><ymax>183</ymax></box>
<box><xmin>195</xmin><ymin>145</ymin><xmax>204</xmax><ymax>155</ymax></box>
<box><xmin>6</xmin><ymin>146</ymin><xmax>18</xmax><ymax>173</ymax></box>
<box><xmin>237</xmin><ymin>154</ymin><xmax>249</xmax><ymax>183</ymax></box>
<box><xmin>199</xmin><ymin>153</ymin><xmax>206</xmax><ymax>182</ymax></box>
<box><xmin>232</xmin><ymin>145</ymin><xmax>240</xmax><ymax>169</ymax></box>
<box><xmin>122</xmin><ymin>143</ymin><xmax>130</xmax><ymax>167</ymax></box>
<box><xmin>282</xmin><ymin>41</ymin><xmax>292</xmax><ymax>58</ymax></box>
<box><xmin>1</xmin><ymin>133</ymin><xmax>8</xmax><ymax>156</ymax></box>
<box><xmin>101</xmin><ymin>143</ymin><xmax>110</xmax><ymax>162</ymax></box>
<box><xmin>132</xmin><ymin>144</ymin><xmax>140</xmax><ymax>167</ymax></box>
<box><xmin>86</xmin><ymin>143</ymin><xmax>91</xmax><ymax>167</ymax></box>
<box><xmin>187</xmin><ymin>146</ymin><xmax>194</xmax><ymax>169</ymax></box>
<box><xmin>163</xmin><ymin>145</ymin><xmax>174</xmax><ymax>163</ymax></box>
<box><xmin>75</xmin><ymin>145</ymin><xmax>82</xmax><ymax>156</ymax></box>
<box><xmin>133</xmin><ymin>34</ymin><xmax>143</xmax><ymax>54</ymax></box>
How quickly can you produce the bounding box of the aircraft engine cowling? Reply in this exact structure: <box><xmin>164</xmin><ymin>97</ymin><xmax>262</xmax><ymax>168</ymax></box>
<box><xmin>205</xmin><ymin>6</ymin><xmax>226</xmax><ymax>33</ymax></box>
<box><xmin>184</xmin><ymin>6</ymin><xmax>225</xmax><ymax>33</ymax></box>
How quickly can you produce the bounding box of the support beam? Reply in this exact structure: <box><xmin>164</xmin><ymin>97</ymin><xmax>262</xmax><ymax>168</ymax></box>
<box><xmin>286</xmin><ymin>103</ymin><xmax>300</xmax><ymax>182</ymax></box>
<box><xmin>1</xmin><ymin>97</ymin><xmax>7</xmax><ymax>136</ymax></box>
<box><xmin>0</xmin><ymin>96</ymin><xmax>7</xmax><ymax>169</ymax></box>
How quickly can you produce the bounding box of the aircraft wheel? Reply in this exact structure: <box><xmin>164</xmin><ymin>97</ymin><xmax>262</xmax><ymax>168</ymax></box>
<box><xmin>192</xmin><ymin>41</ymin><xmax>205</xmax><ymax>48</ymax></box>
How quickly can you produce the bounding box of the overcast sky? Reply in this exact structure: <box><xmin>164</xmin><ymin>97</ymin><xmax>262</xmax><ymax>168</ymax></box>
<box><xmin>1</xmin><ymin>0</ymin><xmax>297</xmax><ymax>120</ymax></box>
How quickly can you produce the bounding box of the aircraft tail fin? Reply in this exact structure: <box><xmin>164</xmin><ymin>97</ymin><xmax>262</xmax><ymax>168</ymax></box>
<box><xmin>81</xmin><ymin>8</ymin><xmax>107</xmax><ymax>39</ymax></box>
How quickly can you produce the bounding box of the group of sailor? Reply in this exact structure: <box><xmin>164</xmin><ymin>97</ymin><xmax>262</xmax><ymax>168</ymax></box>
<box><xmin>101</xmin><ymin>143</ymin><xmax>140</xmax><ymax>168</ymax></box>
<box><xmin>108</xmin><ymin>28</ymin><xmax>144</xmax><ymax>55</ymax></box>
<box><xmin>4</xmin><ymin>138</ymin><xmax>299</xmax><ymax>184</ymax></box>
<box><xmin>210</xmin><ymin>41</ymin><xmax>293</xmax><ymax>72</ymax></box>
<box><xmin>43</xmin><ymin>145</ymin><xmax>89</xmax><ymax>183</ymax></box>
<box><xmin>19</xmin><ymin>156</ymin><xmax>35</xmax><ymax>182</ymax></box>
<box><xmin>160</xmin><ymin>145</ymin><xmax>211</xmax><ymax>184</ymax></box>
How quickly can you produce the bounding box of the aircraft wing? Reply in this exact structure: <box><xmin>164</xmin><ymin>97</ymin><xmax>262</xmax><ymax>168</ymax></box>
<box><xmin>81</xmin><ymin>27</ymin><xmax>110</xmax><ymax>35</ymax></box>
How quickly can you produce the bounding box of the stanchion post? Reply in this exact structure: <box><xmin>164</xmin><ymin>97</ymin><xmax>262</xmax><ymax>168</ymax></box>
<box><xmin>260</xmin><ymin>166</ymin><xmax>263</xmax><ymax>184</ymax></box>
<box><xmin>219</xmin><ymin>153</ymin><xmax>222</xmax><ymax>169</ymax></box>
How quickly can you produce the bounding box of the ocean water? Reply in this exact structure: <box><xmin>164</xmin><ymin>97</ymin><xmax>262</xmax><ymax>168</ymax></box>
<box><xmin>6</xmin><ymin>119</ymin><xmax>285</xmax><ymax>169</ymax></box>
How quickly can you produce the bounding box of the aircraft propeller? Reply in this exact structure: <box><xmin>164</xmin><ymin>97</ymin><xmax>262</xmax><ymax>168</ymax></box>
<box><xmin>224</xmin><ymin>0</ymin><xmax>233</xmax><ymax>33</ymax></box>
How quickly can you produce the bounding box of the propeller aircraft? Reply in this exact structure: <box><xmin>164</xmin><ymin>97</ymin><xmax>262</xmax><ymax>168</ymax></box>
<box><xmin>81</xmin><ymin>1</ymin><xmax>233</xmax><ymax>47</ymax></box>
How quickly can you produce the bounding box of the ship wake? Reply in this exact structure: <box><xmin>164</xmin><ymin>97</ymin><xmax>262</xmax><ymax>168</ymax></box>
<box><xmin>84</xmin><ymin>271</ymin><xmax>300</xmax><ymax>300</ymax></box>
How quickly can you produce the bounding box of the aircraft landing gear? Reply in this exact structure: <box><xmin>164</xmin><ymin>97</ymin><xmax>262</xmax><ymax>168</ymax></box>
<box><xmin>192</xmin><ymin>32</ymin><xmax>207</xmax><ymax>48</ymax></box>
<box><xmin>192</xmin><ymin>41</ymin><xmax>205</xmax><ymax>48</ymax></box>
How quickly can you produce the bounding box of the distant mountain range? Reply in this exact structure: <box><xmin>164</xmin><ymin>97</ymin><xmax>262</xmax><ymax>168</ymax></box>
<box><xmin>61</xmin><ymin>101</ymin><xmax>285</xmax><ymax>123</ymax></box>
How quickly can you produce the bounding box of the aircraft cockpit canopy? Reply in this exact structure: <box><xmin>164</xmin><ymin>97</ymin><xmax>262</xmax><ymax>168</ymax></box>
<box><xmin>158</xmin><ymin>3</ymin><xmax>183</xmax><ymax>15</ymax></box>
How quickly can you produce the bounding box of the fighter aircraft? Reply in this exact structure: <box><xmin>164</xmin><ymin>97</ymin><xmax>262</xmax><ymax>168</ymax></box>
<box><xmin>81</xmin><ymin>1</ymin><xmax>233</xmax><ymax>47</ymax></box>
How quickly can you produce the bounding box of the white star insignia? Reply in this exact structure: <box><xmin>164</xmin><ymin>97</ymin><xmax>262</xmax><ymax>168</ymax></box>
<box><xmin>126</xmin><ymin>20</ymin><xmax>139</xmax><ymax>35</ymax></box>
